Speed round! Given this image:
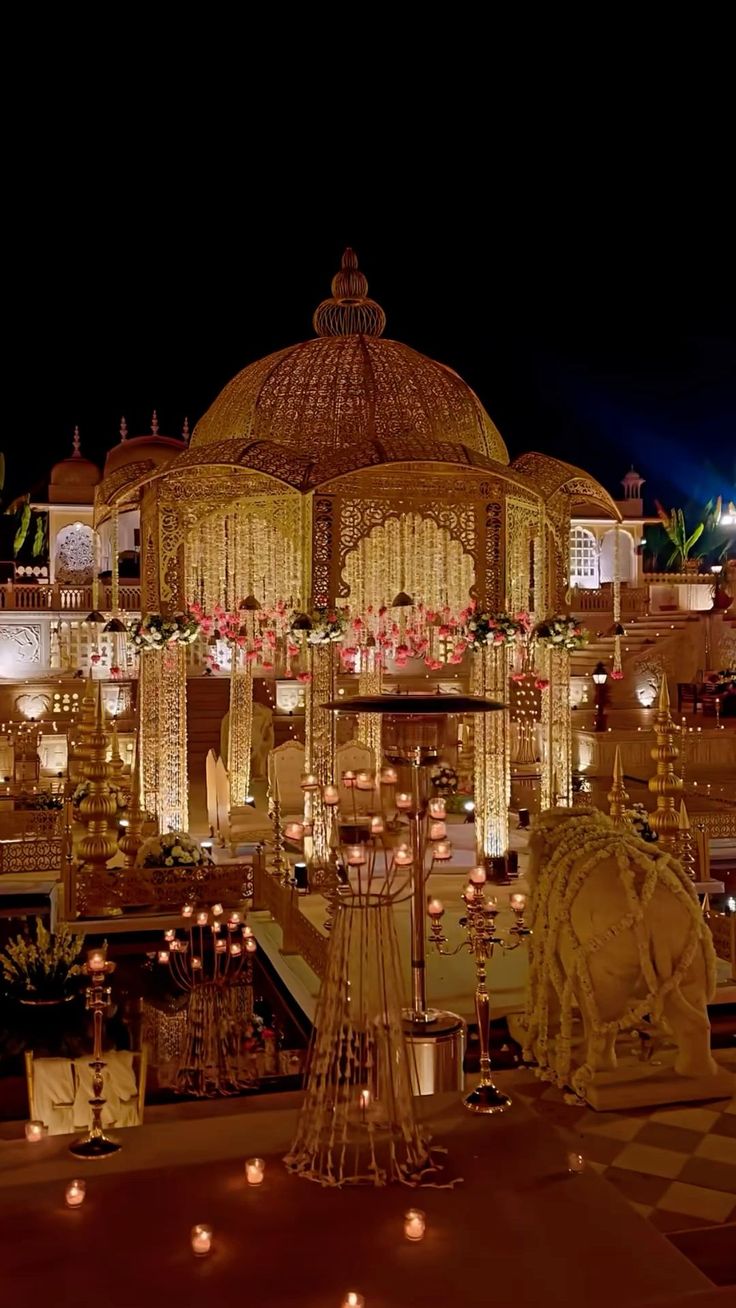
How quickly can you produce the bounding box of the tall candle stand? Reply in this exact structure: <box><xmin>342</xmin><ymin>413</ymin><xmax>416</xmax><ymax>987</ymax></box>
<box><xmin>428</xmin><ymin>868</ymin><xmax>530</xmax><ymax>1114</ymax></box>
<box><xmin>69</xmin><ymin>946</ymin><xmax>121</xmax><ymax>1159</ymax></box>
<box><xmin>156</xmin><ymin>902</ymin><xmax>258</xmax><ymax>1096</ymax></box>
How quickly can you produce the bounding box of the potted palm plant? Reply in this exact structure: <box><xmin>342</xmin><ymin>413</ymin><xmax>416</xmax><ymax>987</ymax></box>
<box><xmin>654</xmin><ymin>503</ymin><xmax>705</xmax><ymax>572</ymax></box>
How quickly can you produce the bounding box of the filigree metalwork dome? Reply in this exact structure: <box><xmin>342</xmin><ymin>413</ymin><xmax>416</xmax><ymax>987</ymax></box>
<box><xmin>192</xmin><ymin>249</ymin><xmax>509</xmax><ymax>465</ymax></box>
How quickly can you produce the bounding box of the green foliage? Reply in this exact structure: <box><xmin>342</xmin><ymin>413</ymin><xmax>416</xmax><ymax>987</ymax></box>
<box><xmin>31</xmin><ymin>514</ymin><xmax>46</xmax><ymax>558</ymax></box>
<box><xmin>12</xmin><ymin>502</ymin><xmax>31</xmax><ymax>556</ymax></box>
<box><xmin>655</xmin><ymin>502</ymin><xmax>705</xmax><ymax>568</ymax></box>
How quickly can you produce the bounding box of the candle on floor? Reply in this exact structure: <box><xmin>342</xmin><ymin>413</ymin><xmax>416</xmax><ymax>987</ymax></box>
<box><xmin>567</xmin><ymin>1152</ymin><xmax>585</xmax><ymax>1174</ymax></box>
<box><xmin>245</xmin><ymin>1157</ymin><xmax>265</xmax><ymax>1185</ymax></box>
<box><xmin>342</xmin><ymin>1293</ymin><xmax>365</xmax><ymax>1308</ymax></box>
<box><xmin>25</xmin><ymin>1120</ymin><xmax>44</xmax><ymax>1142</ymax></box>
<box><xmin>65</xmin><ymin>1179</ymin><xmax>86</xmax><ymax>1208</ymax></box>
<box><xmin>403</xmin><ymin>1208</ymin><xmax>426</xmax><ymax>1241</ymax></box>
<box><xmin>190</xmin><ymin>1224</ymin><xmax>213</xmax><ymax>1256</ymax></box>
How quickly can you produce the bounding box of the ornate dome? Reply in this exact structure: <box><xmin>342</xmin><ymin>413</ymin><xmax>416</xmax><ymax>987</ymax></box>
<box><xmin>49</xmin><ymin>428</ymin><xmax>101</xmax><ymax>504</ymax></box>
<box><xmin>192</xmin><ymin>250</ymin><xmax>509</xmax><ymax>465</ymax></box>
<box><xmin>103</xmin><ymin>413</ymin><xmax>187</xmax><ymax>479</ymax></box>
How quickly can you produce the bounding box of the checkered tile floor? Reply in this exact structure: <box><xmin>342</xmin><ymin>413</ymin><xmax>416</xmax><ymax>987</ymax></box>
<box><xmin>511</xmin><ymin>1073</ymin><xmax>736</xmax><ymax>1234</ymax></box>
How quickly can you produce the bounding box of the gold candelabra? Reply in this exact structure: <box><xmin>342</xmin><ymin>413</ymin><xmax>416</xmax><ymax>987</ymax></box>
<box><xmin>648</xmin><ymin>676</ymin><xmax>682</xmax><ymax>849</ymax></box>
<box><xmin>69</xmin><ymin>945</ymin><xmax>121</xmax><ymax>1159</ymax></box>
<box><xmin>428</xmin><ymin>868</ymin><xmax>530</xmax><ymax>1113</ymax></box>
<box><xmin>608</xmin><ymin>744</ymin><xmax>629</xmax><ymax>828</ymax></box>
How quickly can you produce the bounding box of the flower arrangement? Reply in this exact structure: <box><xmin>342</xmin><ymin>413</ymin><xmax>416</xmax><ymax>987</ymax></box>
<box><xmin>129</xmin><ymin>611</ymin><xmax>201</xmax><ymax>650</ymax></box>
<box><xmin>430</xmin><ymin>764</ymin><xmax>459</xmax><ymax>796</ymax></box>
<box><xmin>16</xmin><ymin>791</ymin><xmax>63</xmax><ymax>812</ymax></box>
<box><xmin>464</xmin><ymin>607</ymin><xmax>531</xmax><ymax>651</ymax></box>
<box><xmin>290</xmin><ymin>608</ymin><xmax>348</xmax><ymax>645</ymax></box>
<box><xmin>533</xmin><ymin>615</ymin><xmax>589</xmax><ymax>651</ymax></box>
<box><xmin>624</xmin><ymin>804</ymin><xmax>658</xmax><ymax>842</ymax></box>
<box><xmin>1</xmin><ymin>919</ymin><xmax>84</xmax><ymax>1002</ymax></box>
<box><xmin>135</xmin><ymin>830</ymin><xmax>214</xmax><ymax>869</ymax></box>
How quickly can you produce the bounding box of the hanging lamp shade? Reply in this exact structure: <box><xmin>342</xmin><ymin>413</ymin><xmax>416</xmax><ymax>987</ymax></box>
<box><xmin>102</xmin><ymin>617</ymin><xmax>127</xmax><ymax>634</ymax></box>
<box><xmin>85</xmin><ymin>610</ymin><xmax>106</xmax><ymax>625</ymax></box>
<box><xmin>391</xmin><ymin>591</ymin><xmax>414</xmax><ymax>608</ymax></box>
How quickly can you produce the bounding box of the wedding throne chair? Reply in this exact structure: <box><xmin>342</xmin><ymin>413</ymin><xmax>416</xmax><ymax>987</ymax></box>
<box><xmin>25</xmin><ymin>1047</ymin><xmax>147</xmax><ymax>1135</ymax></box>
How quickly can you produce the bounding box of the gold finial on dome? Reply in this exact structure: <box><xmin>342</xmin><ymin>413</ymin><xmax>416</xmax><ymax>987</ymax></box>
<box><xmin>313</xmin><ymin>247</ymin><xmax>387</xmax><ymax>338</ymax></box>
<box><xmin>182</xmin><ymin>416</ymin><xmax>190</xmax><ymax>443</ymax></box>
<box><xmin>72</xmin><ymin>425</ymin><xmax>81</xmax><ymax>458</ymax></box>
<box><xmin>120</xmin><ymin>416</ymin><xmax>128</xmax><ymax>442</ymax></box>
<box><xmin>151</xmin><ymin>409</ymin><xmax>160</xmax><ymax>436</ymax></box>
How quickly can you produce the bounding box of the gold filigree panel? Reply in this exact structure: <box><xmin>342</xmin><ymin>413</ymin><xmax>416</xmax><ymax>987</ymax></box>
<box><xmin>341</xmin><ymin>513</ymin><xmax>475</xmax><ymax>611</ymax></box>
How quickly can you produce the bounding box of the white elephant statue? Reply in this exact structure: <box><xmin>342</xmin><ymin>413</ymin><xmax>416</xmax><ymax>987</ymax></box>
<box><xmin>522</xmin><ymin>808</ymin><xmax>717</xmax><ymax>1097</ymax></box>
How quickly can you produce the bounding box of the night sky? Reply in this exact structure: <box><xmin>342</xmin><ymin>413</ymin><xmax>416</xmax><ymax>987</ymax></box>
<box><xmin>7</xmin><ymin>60</ymin><xmax>734</xmax><ymax>519</ymax></box>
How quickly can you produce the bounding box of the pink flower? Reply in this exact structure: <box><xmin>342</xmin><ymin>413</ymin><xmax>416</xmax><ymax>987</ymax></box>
<box><xmin>534</xmin><ymin>678</ymin><xmax>550</xmax><ymax>691</ymax></box>
<box><xmin>296</xmin><ymin>672</ymin><xmax>312</xmax><ymax>684</ymax></box>
<box><xmin>610</xmin><ymin>669</ymin><xmax>624</xmax><ymax>681</ymax></box>
<box><xmin>510</xmin><ymin>672</ymin><xmax>526</xmax><ymax>684</ymax></box>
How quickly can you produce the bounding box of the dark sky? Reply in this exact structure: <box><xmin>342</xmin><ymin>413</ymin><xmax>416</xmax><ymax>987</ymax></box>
<box><xmin>6</xmin><ymin>42</ymin><xmax>734</xmax><ymax>517</ymax></box>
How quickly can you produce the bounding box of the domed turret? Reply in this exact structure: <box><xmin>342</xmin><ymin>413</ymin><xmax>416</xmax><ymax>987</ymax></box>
<box><xmin>103</xmin><ymin>411</ymin><xmax>187</xmax><ymax>479</ymax></box>
<box><xmin>49</xmin><ymin>428</ymin><xmax>101</xmax><ymax>504</ymax></box>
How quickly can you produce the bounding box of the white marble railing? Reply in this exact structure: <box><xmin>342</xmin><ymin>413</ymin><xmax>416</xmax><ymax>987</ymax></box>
<box><xmin>0</xmin><ymin>583</ymin><xmax>141</xmax><ymax>612</ymax></box>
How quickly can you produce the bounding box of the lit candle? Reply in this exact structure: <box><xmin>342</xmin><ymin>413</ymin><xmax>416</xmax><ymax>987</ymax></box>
<box><xmin>245</xmin><ymin>937</ymin><xmax>257</xmax><ymax>954</ymax></box>
<box><xmin>182</xmin><ymin>904</ymin><xmax>194</xmax><ymax>918</ymax></box>
<box><xmin>342</xmin><ymin>1294</ymin><xmax>365</xmax><ymax>1308</ymax></box>
<box><xmin>359</xmin><ymin>1088</ymin><xmax>370</xmax><ymax>1121</ymax></box>
<box><xmin>380</xmin><ymin>767</ymin><xmax>397</xmax><ymax>786</ymax></box>
<box><xmin>190</xmin><ymin>1224</ymin><xmax>213</xmax><ymax>1256</ymax></box>
<box><xmin>469</xmin><ymin>866</ymin><xmax>486</xmax><ymax>885</ymax></box>
<box><xmin>65</xmin><ymin>1179</ymin><xmax>86</xmax><ymax>1208</ymax></box>
<box><xmin>301</xmin><ymin>773</ymin><xmax>320</xmax><ymax>791</ymax></box>
<box><xmin>215</xmin><ymin>939</ymin><xmax>227</xmax><ymax>953</ymax></box>
<box><xmin>428</xmin><ymin>798</ymin><xmax>446</xmax><ymax>819</ymax></box>
<box><xmin>191</xmin><ymin>956</ymin><xmax>202</xmax><ymax>970</ymax></box>
<box><xmin>429</xmin><ymin>820</ymin><xmax>447</xmax><ymax>841</ymax></box>
<box><xmin>394</xmin><ymin>843</ymin><xmax>413</xmax><ymax>866</ymax></box>
<box><xmin>433</xmin><ymin>840</ymin><xmax>452</xmax><ymax>861</ymax></box>
<box><xmin>157</xmin><ymin>950</ymin><xmax>170</xmax><ymax>964</ymax></box>
<box><xmin>212</xmin><ymin>903</ymin><xmax>223</xmax><ymax>917</ymax></box>
<box><xmin>284</xmin><ymin>821</ymin><xmax>305</xmax><ymax>841</ymax></box>
<box><xmin>427</xmin><ymin>897</ymin><xmax>444</xmax><ymax>918</ymax></box>
<box><xmin>25</xmin><ymin>1120</ymin><xmax>45</xmax><ymax>1142</ymax></box>
<box><xmin>567</xmin><ymin>1152</ymin><xmax>585</xmax><ymax>1174</ymax></box>
<box><xmin>228</xmin><ymin>911</ymin><xmax>242</xmax><ymax>926</ymax></box>
<box><xmin>163</xmin><ymin>929</ymin><xmax>175</xmax><ymax>942</ymax></box>
<box><xmin>370</xmin><ymin>815</ymin><xmax>384</xmax><ymax>836</ymax></box>
<box><xmin>347</xmin><ymin>844</ymin><xmax>367</xmax><ymax>866</ymax></box>
<box><xmin>403</xmin><ymin>1208</ymin><xmax>426</xmax><ymax>1242</ymax></box>
<box><xmin>243</xmin><ymin>925</ymin><xmax>254</xmax><ymax>939</ymax></box>
<box><xmin>356</xmin><ymin>770</ymin><xmax>373</xmax><ymax>791</ymax></box>
<box><xmin>396</xmin><ymin>792</ymin><xmax>412</xmax><ymax>811</ymax></box>
<box><xmin>323</xmin><ymin>785</ymin><xmax>339</xmax><ymax>806</ymax></box>
<box><xmin>87</xmin><ymin>949</ymin><xmax>106</xmax><ymax>973</ymax></box>
<box><xmin>510</xmin><ymin>893</ymin><xmax>527</xmax><ymax>913</ymax></box>
<box><xmin>245</xmin><ymin>1157</ymin><xmax>265</xmax><ymax>1185</ymax></box>
<box><xmin>342</xmin><ymin>770</ymin><xmax>357</xmax><ymax>789</ymax></box>
<box><xmin>229</xmin><ymin>942</ymin><xmax>242</xmax><ymax>957</ymax></box>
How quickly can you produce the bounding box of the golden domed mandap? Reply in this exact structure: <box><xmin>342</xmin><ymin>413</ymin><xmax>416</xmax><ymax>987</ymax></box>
<box><xmin>94</xmin><ymin>248</ymin><xmax>618</xmax><ymax>858</ymax></box>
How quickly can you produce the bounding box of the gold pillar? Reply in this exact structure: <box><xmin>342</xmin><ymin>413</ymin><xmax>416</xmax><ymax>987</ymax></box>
<box><xmin>77</xmin><ymin>685</ymin><xmax>120</xmax><ymax>915</ymax></box>
<box><xmin>304</xmin><ymin>642</ymin><xmax>336</xmax><ymax>863</ymax></box>
<box><xmin>648</xmin><ymin>675</ymin><xmax>682</xmax><ymax>848</ymax></box>
<box><xmin>538</xmin><ymin>642</ymin><xmax>552</xmax><ymax>809</ymax></box>
<box><xmin>160</xmin><ymin>643</ymin><xmax>188</xmax><ymax>832</ymax></box>
<box><xmin>608</xmin><ymin>743</ymin><xmax>629</xmax><ymax>828</ymax></box>
<box><xmin>473</xmin><ymin>644</ymin><xmax>509</xmax><ymax>859</ymax></box>
<box><xmin>545</xmin><ymin>647</ymin><xmax>571</xmax><ymax>807</ymax></box>
<box><xmin>139</xmin><ymin>648</ymin><xmax>162</xmax><ymax>823</ymax></box>
<box><xmin>357</xmin><ymin>643</ymin><xmax>382</xmax><ymax>764</ymax></box>
<box><xmin>228</xmin><ymin>643</ymin><xmax>254</xmax><ymax>809</ymax></box>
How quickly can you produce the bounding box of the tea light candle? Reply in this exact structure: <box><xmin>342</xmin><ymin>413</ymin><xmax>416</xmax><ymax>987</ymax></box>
<box><xmin>157</xmin><ymin>950</ymin><xmax>170</xmax><ymax>964</ymax></box>
<box><xmin>163</xmin><ymin>929</ymin><xmax>175</xmax><ymax>942</ymax></box>
<box><xmin>243</xmin><ymin>925</ymin><xmax>254</xmax><ymax>939</ymax></box>
<box><xmin>245</xmin><ymin>937</ymin><xmax>257</xmax><ymax>953</ymax></box>
<box><xmin>87</xmin><ymin>949</ymin><xmax>106</xmax><ymax>973</ymax></box>
<box><xmin>323</xmin><ymin>785</ymin><xmax>339</xmax><ymax>806</ymax></box>
<box><xmin>347</xmin><ymin>844</ymin><xmax>367</xmax><ymax>866</ymax></box>
<box><xmin>212</xmin><ymin>903</ymin><xmax>224</xmax><ymax>917</ymax></box>
<box><xmin>25</xmin><ymin>1120</ymin><xmax>45</xmax><ymax>1142</ymax></box>
<box><xmin>403</xmin><ymin>1208</ymin><xmax>426</xmax><ymax>1241</ymax></box>
<box><xmin>191</xmin><ymin>956</ymin><xmax>202</xmax><ymax>970</ymax></box>
<box><xmin>284</xmin><ymin>821</ymin><xmax>305</xmax><ymax>840</ymax></box>
<box><xmin>433</xmin><ymin>840</ymin><xmax>452</xmax><ymax>861</ymax></box>
<box><xmin>356</xmin><ymin>770</ymin><xmax>373</xmax><ymax>791</ymax></box>
<box><xmin>370</xmin><ymin>815</ymin><xmax>384</xmax><ymax>835</ymax></box>
<box><xmin>230</xmin><ymin>941</ymin><xmax>242</xmax><ymax>956</ymax></box>
<box><xmin>181</xmin><ymin>904</ymin><xmax>194</xmax><ymax>918</ymax></box>
<box><xmin>245</xmin><ymin>1157</ymin><xmax>265</xmax><ymax>1185</ymax></box>
<box><xmin>396</xmin><ymin>792</ymin><xmax>412</xmax><ymax>811</ymax></box>
<box><xmin>428</xmin><ymin>798</ymin><xmax>446</xmax><ymax>819</ymax></box>
<box><xmin>215</xmin><ymin>939</ymin><xmax>227</xmax><ymax>953</ymax></box>
<box><xmin>342</xmin><ymin>1293</ymin><xmax>365</xmax><ymax>1308</ymax></box>
<box><xmin>65</xmin><ymin>1179</ymin><xmax>86</xmax><ymax>1208</ymax></box>
<box><xmin>196</xmin><ymin>911</ymin><xmax>208</xmax><ymax>926</ymax></box>
<box><xmin>567</xmin><ymin>1152</ymin><xmax>585</xmax><ymax>1174</ymax></box>
<box><xmin>342</xmin><ymin>770</ymin><xmax>357</xmax><ymax>788</ymax></box>
<box><xmin>429</xmin><ymin>820</ymin><xmax>447</xmax><ymax>841</ymax></box>
<box><xmin>228</xmin><ymin>911</ymin><xmax>242</xmax><ymax>926</ymax></box>
<box><xmin>394</xmin><ymin>843</ymin><xmax>413</xmax><ymax>866</ymax></box>
<box><xmin>190</xmin><ymin>1224</ymin><xmax>213</xmax><ymax>1256</ymax></box>
<box><xmin>301</xmin><ymin>772</ymin><xmax>320</xmax><ymax>791</ymax></box>
<box><xmin>469</xmin><ymin>866</ymin><xmax>487</xmax><ymax>885</ymax></box>
<box><xmin>427</xmin><ymin>897</ymin><xmax>444</xmax><ymax>918</ymax></box>
<box><xmin>380</xmin><ymin>767</ymin><xmax>397</xmax><ymax>785</ymax></box>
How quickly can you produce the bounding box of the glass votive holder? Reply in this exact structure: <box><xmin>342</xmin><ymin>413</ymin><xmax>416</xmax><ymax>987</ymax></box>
<box><xmin>468</xmin><ymin>866</ymin><xmax>487</xmax><ymax>885</ymax></box>
<box><xmin>245</xmin><ymin>937</ymin><xmax>257</xmax><ymax>953</ymax></box>
<box><xmin>25</xmin><ymin>1120</ymin><xmax>45</xmax><ymax>1142</ymax></box>
<box><xmin>87</xmin><ymin>949</ymin><xmax>106</xmax><ymax>973</ymax></box>
<box><xmin>433</xmin><ymin>840</ymin><xmax>452</xmax><ymax>861</ymax></box>
<box><xmin>229</xmin><ymin>942</ymin><xmax>242</xmax><ymax>957</ymax></box>
<box><xmin>323</xmin><ymin>785</ymin><xmax>339</xmax><ymax>806</ymax></box>
<box><xmin>428</xmin><ymin>798</ymin><xmax>446</xmax><ymax>819</ymax></box>
<box><xmin>284</xmin><ymin>821</ymin><xmax>305</xmax><ymax>841</ymax></box>
<box><xmin>567</xmin><ymin>1152</ymin><xmax>585</xmax><ymax>1174</ymax></box>
<box><xmin>215</xmin><ymin>939</ymin><xmax>227</xmax><ymax>953</ymax></box>
<box><xmin>65</xmin><ymin>1179</ymin><xmax>86</xmax><ymax>1208</ymax></box>
<box><xmin>355</xmin><ymin>771</ymin><xmax>373</xmax><ymax>791</ymax></box>
<box><xmin>301</xmin><ymin>773</ymin><xmax>320</xmax><ymax>792</ymax></box>
<box><xmin>396</xmin><ymin>792</ymin><xmax>412</xmax><ymax>811</ymax></box>
<box><xmin>342</xmin><ymin>1292</ymin><xmax>365</xmax><ymax>1308</ymax></box>
<box><xmin>380</xmin><ymin>767</ymin><xmax>397</xmax><ymax>786</ymax></box>
<box><xmin>191</xmin><ymin>956</ymin><xmax>202</xmax><ymax>970</ymax></box>
<box><xmin>190</xmin><ymin>1223</ymin><xmax>213</xmax><ymax>1256</ymax></box>
<box><xmin>403</xmin><ymin>1207</ymin><xmax>426</xmax><ymax>1241</ymax></box>
<box><xmin>211</xmin><ymin>903</ymin><xmax>224</xmax><ymax>917</ymax></box>
<box><xmin>427</xmin><ymin>897</ymin><xmax>444</xmax><ymax>919</ymax></box>
<box><xmin>346</xmin><ymin>844</ymin><xmax>367</xmax><ymax>866</ymax></box>
<box><xmin>394</xmin><ymin>844</ymin><xmax>413</xmax><ymax>867</ymax></box>
<box><xmin>196</xmin><ymin>911</ymin><xmax>209</xmax><ymax>926</ymax></box>
<box><xmin>163</xmin><ymin>929</ymin><xmax>175</xmax><ymax>942</ymax></box>
<box><xmin>181</xmin><ymin>904</ymin><xmax>194</xmax><ymax>918</ymax></box>
<box><xmin>245</xmin><ymin>1157</ymin><xmax>265</xmax><ymax>1185</ymax></box>
<box><xmin>157</xmin><ymin>950</ymin><xmax>170</xmax><ymax>964</ymax></box>
<box><xmin>429</xmin><ymin>820</ymin><xmax>447</xmax><ymax>841</ymax></box>
<box><xmin>370</xmin><ymin>815</ymin><xmax>384</xmax><ymax>836</ymax></box>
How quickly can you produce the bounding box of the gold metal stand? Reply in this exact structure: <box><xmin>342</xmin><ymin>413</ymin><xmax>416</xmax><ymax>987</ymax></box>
<box><xmin>69</xmin><ymin>948</ymin><xmax>121</xmax><ymax>1159</ymax></box>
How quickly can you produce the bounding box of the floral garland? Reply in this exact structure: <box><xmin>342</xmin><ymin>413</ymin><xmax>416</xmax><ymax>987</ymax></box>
<box><xmin>521</xmin><ymin>810</ymin><xmax>716</xmax><ymax>1099</ymax></box>
<box><xmin>135</xmin><ymin>831</ymin><xmax>214</xmax><ymax>869</ymax></box>
<box><xmin>533</xmin><ymin>614</ymin><xmax>589</xmax><ymax>651</ymax></box>
<box><xmin>129</xmin><ymin>612</ymin><xmax>200</xmax><ymax>650</ymax></box>
<box><xmin>290</xmin><ymin>607</ymin><xmax>349</xmax><ymax>645</ymax></box>
<box><xmin>463</xmin><ymin>607</ymin><xmax>531</xmax><ymax>651</ymax></box>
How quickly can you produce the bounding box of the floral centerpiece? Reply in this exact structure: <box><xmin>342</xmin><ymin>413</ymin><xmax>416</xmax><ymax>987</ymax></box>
<box><xmin>1</xmin><ymin>919</ymin><xmax>84</xmax><ymax>1003</ymax></box>
<box><xmin>430</xmin><ymin>764</ymin><xmax>459</xmax><ymax>796</ymax></box>
<box><xmin>289</xmin><ymin>607</ymin><xmax>348</xmax><ymax>645</ymax></box>
<box><xmin>463</xmin><ymin>607</ymin><xmax>531</xmax><ymax>651</ymax></box>
<box><xmin>135</xmin><ymin>831</ymin><xmax>214</xmax><ymax>869</ymax></box>
<box><xmin>129</xmin><ymin>611</ymin><xmax>201</xmax><ymax>650</ymax></box>
<box><xmin>533</xmin><ymin>614</ymin><xmax>589</xmax><ymax>651</ymax></box>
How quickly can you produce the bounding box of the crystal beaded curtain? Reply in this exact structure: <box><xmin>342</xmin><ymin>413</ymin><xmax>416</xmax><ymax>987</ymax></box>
<box><xmin>342</xmin><ymin>515</ymin><xmax>474</xmax><ymax>613</ymax></box>
<box><xmin>186</xmin><ymin>498</ymin><xmax>303</xmax><ymax>613</ymax></box>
